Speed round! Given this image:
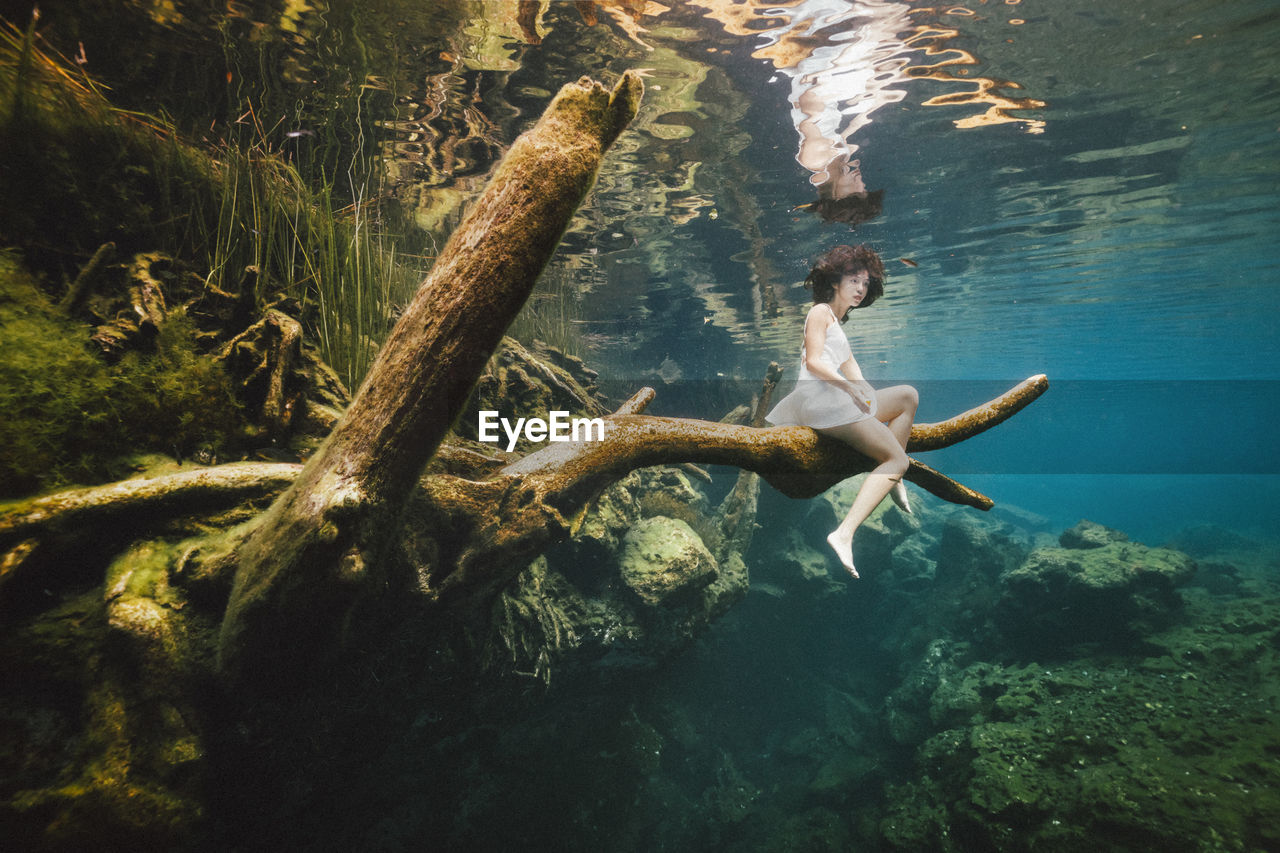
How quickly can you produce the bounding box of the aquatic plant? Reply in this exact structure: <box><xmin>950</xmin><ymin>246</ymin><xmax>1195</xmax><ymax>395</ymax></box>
<box><xmin>0</xmin><ymin>18</ymin><xmax>427</xmax><ymax>391</ymax></box>
<box><xmin>204</xmin><ymin>123</ymin><xmax>429</xmax><ymax>390</ymax></box>
<box><xmin>0</xmin><ymin>252</ymin><xmax>243</xmax><ymax>497</ymax></box>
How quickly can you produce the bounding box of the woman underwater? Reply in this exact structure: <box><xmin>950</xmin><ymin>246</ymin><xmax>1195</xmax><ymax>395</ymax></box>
<box><xmin>766</xmin><ymin>244</ymin><xmax>918</xmax><ymax>578</ymax></box>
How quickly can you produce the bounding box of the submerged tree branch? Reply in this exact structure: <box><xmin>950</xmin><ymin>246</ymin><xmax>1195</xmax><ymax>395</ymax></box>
<box><xmin>0</xmin><ymin>376</ymin><xmax>1045</xmax><ymax>571</ymax></box>
<box><xmin>505</xmin><ymin>375</ymin><xmax>1048</xmax><ymax>509</ymax></box>
<box><xmin>1</xmin><ymin>371</ymin><xmax>1047</xmax><ymax>618</ymax></box>
<box><xmin>0</xmin><ymin>462</ymin><xmax>300</xmax><ymax>550</ymax></box>
<box><xmin>908</xmin><ymin>374</ymin><xmax>1049</xmax><ymax>451</ymax></box>
<box><xmin>419</xmin><ymin>375</ymin><xmax>1046</xmax><ymax>604</ymax></box>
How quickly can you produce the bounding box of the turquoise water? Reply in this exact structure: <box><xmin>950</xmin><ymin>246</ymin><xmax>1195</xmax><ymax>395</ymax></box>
<box><xmin>8</xmin><ymin>1</ymin><xmax>1280</xmax><ymax>849</ymax></box>
<box><xmin>529</xmin><ymin>0</ymin><xmax>1280</xmax><ymax>544</ymax></box>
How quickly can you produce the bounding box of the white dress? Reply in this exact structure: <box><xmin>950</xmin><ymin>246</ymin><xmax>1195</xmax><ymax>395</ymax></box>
<box><xmin>766</xmin><ymin>305</ymin><xmax>878</xmax><ymax>429</ymax></box>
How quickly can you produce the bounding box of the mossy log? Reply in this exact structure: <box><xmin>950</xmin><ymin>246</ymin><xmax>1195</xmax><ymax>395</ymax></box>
<box><xmin>214</xmin><ymin>72</ymin><xmax>646</xmax><ymax>689</ymax></box>
<box><xmin>503</xmin><ymin>376</ymin><xmax>1049</xmax><ymax>507</ymax></box>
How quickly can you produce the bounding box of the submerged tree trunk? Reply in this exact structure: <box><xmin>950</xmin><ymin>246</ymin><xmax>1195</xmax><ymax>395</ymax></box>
<box><xmin>216</xmin><ymin>73</ymin><xmax>645</xmax><ymax>689</ymax></box>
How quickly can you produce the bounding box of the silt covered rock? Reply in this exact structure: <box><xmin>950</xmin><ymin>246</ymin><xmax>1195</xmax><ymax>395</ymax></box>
<box><xmin>618</xmin><ymin>516</ymin><xmax>719</xmax><ymax>606</ymax></box>
<box><xmin>996</xmin><ymin>538</ymin><xmax>1196</xmax><ymax>654</ymax></box>
<box><xmin>1058</xmin><ymin>518</ymin><xmax>1129</xmax><ymax>550</ymax></box>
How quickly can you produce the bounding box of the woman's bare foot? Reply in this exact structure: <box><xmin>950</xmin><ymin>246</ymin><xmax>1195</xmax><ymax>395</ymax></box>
<box><xmin>890</xmin><ymin>479</ymin><xmax>912</xmax><ymax>515</ymax></box>
<box><xmin>826</xmin><ymin>530</ymin><xmax>859</xmax><ymax>579</ymax></box>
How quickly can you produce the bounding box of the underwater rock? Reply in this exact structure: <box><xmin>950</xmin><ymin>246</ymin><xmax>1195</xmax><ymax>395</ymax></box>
<box><xmin>881</xmin><ymin>595</ymin><xmax>1280</xmax><ymax>852</ymax></box>
<box><xmin>937</xmin><ymin>517</ymin><xmax>1028</xmax><ymax>587</ymax></box>
<box><xmin>758</xmin><ymin>807</ymin><xmax>852</xmax><ymax>852</ymax></box>
<box><xmin>471</xmin><ymin>464</ymin><xmax>746</xmax><ymax>680</ymax></box>
<box><xmin>1187</xmin><ymin>561</ymin><xmax>1244</xmax><ymax>597</ymax></box>
<box><xmin>771</xmin><ymin>528</ymin><xmax>833</xmax><ymax>585</ymax></box>
<box><xmin>1059</xmin><ymin>518</ymin><xmax>1129</xmax><ymax>550</ymax></box>
<box><xmin>565</xmin><ymin>472</ymin><xmax>645</xmax><ymax>571</ymax></box>
<box><xmin>995</xmin><ymin>539</ymin><xmax>1196</xmax><ymax>653</ymax></box>
<box><xmin>618</xmin><ymin>516</ymin><xmax>719</xmax><ymax>606</ymax></box>
<box><xmin>885</xmin><ymin>639</ymin><xmax>970</xmax><ymax>745</ymax></box>
<box><xmin>555</xmin><ymin>467</ymin><xmax>715</xmax><ymax>581</ymax></box>
<box><xmin>912</xmin><ymin>517</ymin><xmax>1032</xmax><ymax>651</ymax></box>
<box><xmin>1165</xmin><ymin>523</ymin><xmax>1262</xmax><ymax>558</ymax></box>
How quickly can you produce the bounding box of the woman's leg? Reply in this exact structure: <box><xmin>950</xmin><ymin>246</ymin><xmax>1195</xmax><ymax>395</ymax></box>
<box><xmin>874</xmin><ymin>383</ymin><xmax>919</xmax><ymax>450</ymax></box>
<box><xmin>875</xmin><ymin>384</ymin><xmax>919</xmax><ymax>513</ymax></box>
<box><xmin>815</xmin><ymin>417</ymin><xmax>910</xmax><ymax>578</ymax></box>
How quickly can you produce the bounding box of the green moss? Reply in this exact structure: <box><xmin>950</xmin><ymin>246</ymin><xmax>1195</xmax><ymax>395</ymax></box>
<box><xmin>885</xmin><ymin>594</ymin><xmax>1280</xmax><ymax>851</ymax></box>
<box><xmin>0</xmin><ymin>252</ymin><xmax>244</xmax><ymax>497</ymax></box>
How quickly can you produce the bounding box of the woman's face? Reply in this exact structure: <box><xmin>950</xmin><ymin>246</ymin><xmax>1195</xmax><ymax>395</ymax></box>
<box><xmin>837</xmin><ymin>270</ymin><xmax>870</xmax><ymax>306</ymax></box>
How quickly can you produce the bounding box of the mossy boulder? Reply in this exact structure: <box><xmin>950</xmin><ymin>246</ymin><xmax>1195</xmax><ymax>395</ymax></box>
<box><xmin>618</xmin><ymin>516</ymin><xmax>718</xmax><ymax>606</ymax></box>
<box><xmin>1059</xmin><ymin>518</ymin><xmax>1129</xmax><ymax>550</ymax></box>
<box><xmin>995</xmin><ymin>539</ymin><xmax>1196</xmax><ymax>654</ymax></box>
<box><xmin>0</xmin><ymin>252</ymin><xmax>247</xmax><ymax>497</ymax></box>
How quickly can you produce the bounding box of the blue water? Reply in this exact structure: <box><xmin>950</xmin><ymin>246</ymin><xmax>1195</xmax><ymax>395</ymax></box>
<box><xmin>517</xmin><ymin>0</ymin><xmax>1280</xmax><ymax>545</ymax></box>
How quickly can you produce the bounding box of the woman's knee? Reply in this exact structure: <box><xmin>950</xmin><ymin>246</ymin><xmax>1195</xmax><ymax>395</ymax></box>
<box><xmin>873</xmin><ymin>445</ymin><xmax>909</xmax><ymax>477</ymax></box>
<box><xmin>901</xmin><ymin>384</ymin><xmax>919</xmax><ymax>414</ymax></box>
<box><xmin>886</xmin><ymin>451</ymin><xmax>909</xmax><ymax>478</ymax></box>
<box><xmin>878</xmin><ymin>385</ymin><xmax>919</xmax><ymax>420</ymax></box>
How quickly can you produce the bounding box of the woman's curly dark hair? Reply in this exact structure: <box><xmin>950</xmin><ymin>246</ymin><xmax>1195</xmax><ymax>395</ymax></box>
<box><xmin>804</xmin><ymin>244</ymin><xmax>886</xmax><ymax>319</ymax></box>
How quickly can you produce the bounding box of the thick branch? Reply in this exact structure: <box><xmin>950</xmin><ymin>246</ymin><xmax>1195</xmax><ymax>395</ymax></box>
<box><xmin>420</xmin><ymin>377</ymin><xmax>1044</xmax><ymax>606</ymax></box>
<box><xmin>507</xmin><ymin>414</ymin><xmax>990</xmax><ymax>508</ymax></box>
<box><xmin>2</xmin><ymin>376</ymin><xmax>1044</xmax><ymax>558</ymax></box>
<box><xmin>908</xmin><ymin>374</ymin><xmax>1049</xmax><ymax>451</ymax></box>
<box><xmin>0</xmin><ymin>462</ymin><xmax>300</xmax><ymax>550</ymax></box>
<box><xmin>504</xmin><ymin>376</ymin><xmax>1048</xmax><ymax>512</ymax></box>
<box><xmin>0</xmin><ymin>463</ymin><xmax>299</xmax><ymax>609</ymax></box>
<box><xmin>315</xmin><ymin>72</ymin><xmax>643</xmax><ymax>506</ymax></box>
<box><xmin>3</xmin><ymin>373</ymin><xmax>1046</xmax><ymax>614</ymax></box>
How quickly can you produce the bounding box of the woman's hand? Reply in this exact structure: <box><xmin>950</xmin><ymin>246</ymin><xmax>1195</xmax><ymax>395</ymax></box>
<box><xmin>846</xmin><ymin>381</ymin><xmax>875</xmax><ymax>413</ymax></box>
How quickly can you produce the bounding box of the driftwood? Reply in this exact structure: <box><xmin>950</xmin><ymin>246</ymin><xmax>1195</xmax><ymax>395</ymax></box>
<box><xmin>58</xmin><ymin>240</ymin><xmax>116</xmax><ymax>314</ymax></box>
<box><xmin>421</xmin><ymin>374</ymin><xmax>1046</xmax><ymax>605</ymax></box>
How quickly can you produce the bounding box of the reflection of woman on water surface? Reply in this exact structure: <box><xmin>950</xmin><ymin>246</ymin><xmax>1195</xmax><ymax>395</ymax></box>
<box><xmin>766</xmin><ymin>245</ymin><xmax>917</xmax><ymax>578</ymax></box>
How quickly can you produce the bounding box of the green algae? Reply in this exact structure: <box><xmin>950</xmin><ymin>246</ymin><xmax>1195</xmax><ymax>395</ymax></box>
<box><xmin>0</xmin><ymin>534</ymin><xmax>219</xmax><ymax>849</ymax></box>
<box><xmin>0</xmin><ymin>21</ymin><xmax>426</xmax><ymax>393</ymax></box>
<box><xmin>0</xmin><ymin>253</ymin><xmax>244</xmax><ymax>497</ymax></box>
<box><xmin>882</xmin><ymin>590</ymin><xmax>1280</xmax><ymax>852</ymax></box>
<box><xmin>995</xmin><ymin>538</ymin><xmax>1197</xmax><ymax>654</ymax></box>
